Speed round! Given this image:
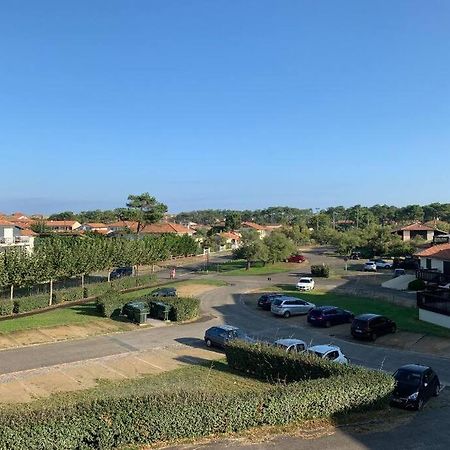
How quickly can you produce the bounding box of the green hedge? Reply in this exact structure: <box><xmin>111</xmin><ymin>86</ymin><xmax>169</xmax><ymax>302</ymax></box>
<box><xmin>96</xmin><ymin>289</ymin><xmax>124</xmax><ymax>318</ymax></box>
<box><xmin>408</xmin><ymin>279</ymin><xmax>426</xmax><ymax>291</ymax></box>
<box><xmin>53</xmin><ymin>287</ymin><xmax>84</xmax><ymax>304</ymax></box>
<box><xmin>225</xmin><ymin>341</ymin><xmax>356</xmax><ymax>382</ymax></box>
<box><xmin>0</xmin><ymin>367</ymin><xmax>394</xmax><ymax>449</ymax></box>
<box><xmin>13</xmin><ymin>294</ymin><xmax>49</xmax><ymax>314</ymax></box>
<box><xmin>0</xmin><ymin>299</ymin><xmax>14</xmax><ymax>316</ymax></box>
<box><xmin>111</xmin><ymin>273</ymin><xmax>156</xmax><ymax>291</ymax></box>
<box><xmin>142</xmin><ymin>295</ymin><xmax>200</xmax><ymax>322</ymax></box>
<box><xmin>311</xmin><ymin>264</ymin><xmax>330</xmax><ymax>277</ymax></box>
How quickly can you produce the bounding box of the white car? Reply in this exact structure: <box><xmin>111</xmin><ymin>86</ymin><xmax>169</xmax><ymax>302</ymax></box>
<box><xmin>363</xmin><ymin>261</ymin><xmax>377</xmax><ymax>272</ymax></box>
<box><xmin>296</xmin><ymin>277</ymin><xmax>315</xmax><ymax>291</ymax></box>
<box><xmin>375</xmin><ymin>259</ymin><xmax>392</xmax><ymax>269</ymax></box>
<box><xmin>307</xmin><ymin>345</ymin><xmax>349</xmax><ymax>364</ymax></box>
<box><xmin>274</xmin><ymin>338</ymin><xmax>307</xmax><ymax>353</ymax></box>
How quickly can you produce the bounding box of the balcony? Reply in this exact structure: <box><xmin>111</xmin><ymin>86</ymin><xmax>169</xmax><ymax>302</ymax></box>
<box><xmin>417</xmin><ymin>290</ymin><xmax>450</xmax><ymax>317</ymax></box>
<box><xmin>0</xmin><ymin>236</ymin><xmax>33</xmax><ymax>247</ymax></box>
<box><xmin>416</xmin><ymin>269</ymin><xmax>449</xmax><ymax>284</ymax></box>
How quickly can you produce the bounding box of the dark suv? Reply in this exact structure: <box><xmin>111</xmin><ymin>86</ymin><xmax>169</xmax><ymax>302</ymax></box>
<box><xmin>391</xmin><ymin>364</ymin><xmax>440</xmax><ymax>410</ymax></box>
<box><xmin>257</xmin><ymin>293</ymin><xmax>284</xmax><ymax>310</ymax></box>
<box><xmin>307</xmin><ymin>306</ymin><xmax>354</xmax><ymax>327</ymax></box>
<box><xmin>110</xmin><ymin>266</ymin><xmax>133</xmax><ymax>279</ymax></box>
<box><xmin>204</xmin><ymin>325</ymin><xmax>254</xmax><ymax>349</ymax></box>
<box><xmin>351</xmin><ymin>314</ymin><xmax>396</xmax><ymax>341</ymax></box>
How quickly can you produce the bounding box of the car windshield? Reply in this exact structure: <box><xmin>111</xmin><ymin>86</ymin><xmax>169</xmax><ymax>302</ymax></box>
<box><xmin>308</xmin><ymin>350</ymin><xmax>324</xmax><ymax>358</ymax></box>
<box><xmin>272</xmin><ymin>299</ymin><xmax>283</xmax><ymax>306</ymax></box>
<box><xmin>274</xmin><ymin>343</ymin><xmax>287</xmax><ymax>350</ymax></box>
<box><xmin>299</xmin><ymin>278</ymin><xmax>310</xmax><ymax>283</ymax></box>
<box><xmin>394</xmin><ymin>370</ymin><xmax>421</xmax><ymax>386</ymax></box>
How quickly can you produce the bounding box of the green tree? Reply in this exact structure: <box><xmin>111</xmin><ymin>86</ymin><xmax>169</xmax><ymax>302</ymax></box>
<box><xmin>224</xmin><ymin>212</ymin><xmax>242</xmax><ymax>231</ymax></box>
<box><xmin>125</xmin><ymin>193</ymin><xmax>168</xmax><ymax>233</ymax></box>
<box><xmin>264</xmin><ymin>231</ymin><xmax>296</xmax><ymax>264</ymax></box>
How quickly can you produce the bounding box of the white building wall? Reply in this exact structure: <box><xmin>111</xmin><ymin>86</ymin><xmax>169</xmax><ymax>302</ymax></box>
<box><xmin>419</xmin><ymin>257</ymin><xmax>444</xmax><ymax>271</ymax></box>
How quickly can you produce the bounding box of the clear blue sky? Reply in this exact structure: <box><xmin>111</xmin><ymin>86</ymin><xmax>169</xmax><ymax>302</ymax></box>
<box><xmin>1</xmin><ymin>1</ymin><xmax>449</xmax><ymax>214</ymax></box>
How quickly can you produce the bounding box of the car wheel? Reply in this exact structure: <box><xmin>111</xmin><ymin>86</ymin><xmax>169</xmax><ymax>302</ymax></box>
<box><xmin>385</xmin><ymin>265</ymin><xmax>391</xmax><ymax>269</ymax></box>
<box><xmin>434</xmin><ymin>383</ymin><xmax>440</xmax><ymax>397</ymax></box>
<box><xmin>325</xmin><ymin>320</ymin><xmax>331</xmax><ymax>328</ymax></box>
<box><xmin>371</xmin><ymin>332</ymin><xmax>377</xmax><ymax>341</ymax></box>
<box><xmin>391</xmin><ymin>325</ymin><xmax>397</xmax><ymax>333</ymax></box>
<box><xmin>205</xmin><ymin>339</ymin><xmax>212</xmax><ymax>348</ymax></box>
<box><xmin>283</xmin><ymin>311</ymin><xmax>291</xmax><ymax>318</ymax></box>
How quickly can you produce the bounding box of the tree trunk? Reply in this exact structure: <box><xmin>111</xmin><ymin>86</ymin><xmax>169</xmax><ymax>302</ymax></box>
<box><xmin>10</xmin><ymin>285</ymin><xmax>14</xmax><ymax>301</ymax></box>
<box><xmin>81</xmin><ymin>274</ymin><xmax>85</xmax><ymax>290</ymax></box>
<box><xmin>135</xmin><ymin>265</ymin><xmax>139</xmax><ymax>277</ymax></box>
<box><xmin>246</xmin><ymin>260</ymin><xmax>251</xmax><ymax>270</ymax></box>
<box><xmin>151</xmin><ymin>264</ymin><xmax>155</xmax><ymax>273</ymax></box>
<box><xmin>49</xmin><ymin>279</ymin><xmax>53</xmax><ymax>306</ymax></box>
<box><xmin>107</xmin><ymin>271</ymin><xmax>111</xmax><ymax>283</ymax></box>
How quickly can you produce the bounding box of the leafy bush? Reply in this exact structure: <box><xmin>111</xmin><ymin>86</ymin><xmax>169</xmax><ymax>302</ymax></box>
<box><xmin>408</xmin><ymin>279</ymin><xmax>426</xmax><ymax>291</ymax></box>
<box><xmin>13</xmin><ymin>294</ymin><xmax>49</xmax><ymax>314</ymax></box>
<box><xmin>112</xmin><ymin>274</ymin><xmax>156</xmax><ymax>291</ymax></box>
<box><xmin>96</xmin><ymin>289</ymin><xmax>124</xmax><ymax>318</ymax></box>
<box><xmin>143</xmin><ymin>295</ymin><xmax>200</xmax><ymax>322</ymax></box>
<box><xmin>0</xmin><ymin>299</ymin><xmax>14</xmax><ymax>316</ymax></box>
<box><xmin>311</xmin><ymin>264</ymin><xmax>330</xmax><ymax>277</ymax></box>
<box><xmin>52</xmin><ymin>287</ymin><xmax>84</xmax><ymax>304</ymax></box>
<box><xmin>0</xmin><ymin>364</ymin><xmax>394</xmax><ymax>449</ymax></box>
<box><xmin>225</xmin><ymin>341</ymin><xmax>356</xmax><ymax>382</ymax></box>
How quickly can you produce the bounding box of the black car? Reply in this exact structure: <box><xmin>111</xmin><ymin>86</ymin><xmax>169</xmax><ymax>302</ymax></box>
<box><xmin>307</xmin><ymin>306</ymin><xmax>354</xmax><ymax>327</ymax></box>
<box><xmin>204</xmin><ymin>325</ymin><xmax>254</xmax><ymax>349</ymax></box>
<box><xmin>151</xmin><ymin>287</ymin><xmax>177</xmax><ymax>297</ymax></box>
<box><xmin>257</xmin><ymin>293</ymin><xmax>284</xmax><ymax>311</ymax></box>
<box><xmin>393</xmin><ymin>257</ymin><xmax>420</xmax><ymax>270</ymax></box>
<box><xmin>391</xmin><ymin>364</ymin><xmax>440</xmax><ymax>410</ymax></box>
<box><xmin>110</xmin><ymin>266</ymin><xmax>133</xmax><ymax>279</ymax></box>
<box><xmin>351</xmin><ymin>313</ymin><xmax>396</xmax><ymax>340</ymax></box>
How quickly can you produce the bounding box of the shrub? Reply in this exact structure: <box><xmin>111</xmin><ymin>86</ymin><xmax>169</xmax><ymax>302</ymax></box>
<box><xmin>311</xmin><ymin>264</ymin><xmax>330</xmax><ymax>277</ymax></box>
<box><xmin>142</xmin><ymin>295</ymin><xmax>200</xmax><ymax>322</ymax></box>
<box><xmin>13</xmin><ymin>294</ymin><xmax>49</xmax><ymax>314</ymax></box>
<box><xmin>53</xmin><ymin>287</ymin><xmax>84</xmax><ymax>304</ymax></box>
<box><xmin>408</xmin><ymin>279</ymin><xmax>426</xmax><ymax>291</ymax></box>
<box><xmin>225</xmin><ymin>341</ymin><xmax>356</xmax><ymax>382</ymax></box>
<box><xmin>0</xmin><ymin>367</ymin><xmax>394</xmax><ymax>449</ymax></box>
<box><xmin>96</xmin><ymin>289</ymin><xmax>124</xmax><ymax>318</ymax></box>
<box><xmin>112</xmin><ymin>274</ymin><xmax>156</xmax><ymax>291</ymax></box>
<box><xmin>0</xmin><ymin>299</ymin><xmax>14</xmax><ymax>316</ymax></box>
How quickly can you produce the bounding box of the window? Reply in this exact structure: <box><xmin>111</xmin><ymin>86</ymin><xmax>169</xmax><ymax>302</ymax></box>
<box><xmin>426</xmin><ymin>259</ymin><xmax>432</xmax><ymax>269</ymax></box>
<box><xmin>296</xmin><ymin>343</ymin><xmax>305</xmax><ymax>351</ymax></box>
<box><xmin>326</xmin><ymin>351</ymin><xmax>339</xmax><ymax>360</ymax></box>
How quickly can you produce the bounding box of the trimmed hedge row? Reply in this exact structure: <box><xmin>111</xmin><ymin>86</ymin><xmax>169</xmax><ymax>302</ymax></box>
<box><xmin>225</xmin><ymin>341</ymin><xmax>357</xmax><ymax>382</ymax></box>
<box><xmin>142</xmin><ymin>295</ymin><xmax>200</xmax><ymax>322</ymax></box>
<box><xmin>96</xmin><ymin>289</ymin><xmax>124</xmax><ymax>318</ymax></box>
<box><xmin>0</xmin><ymin>363</ymin><xmax>394</xmax><ymax>449</ymax></box>
<box><xmin>0</xmin><ymin>299</ymin><xmax>14</xmax><ymax>316</ymax></box>
<box><xmin>13</xmin><ymin>294</ymin><xmax>49</xmax><ymax>314</ymax></box>
<box><xmin>311</xmin><ymin>264</ymin><xmax>330</xmax><ymax>277</ymax></box>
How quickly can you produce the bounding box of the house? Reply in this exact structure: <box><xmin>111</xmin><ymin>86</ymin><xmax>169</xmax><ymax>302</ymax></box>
<box><xmin>241</xmin><ymin>222</ymin><xmax>268</xmax><ymax>239</ymax></box>
<box><xmin>80</xmin><ymin>223</ymin><xmax>109</xmax><ymax>234</ymax></box>
<box><xmin>139</xmin><ymin>222</ymin><xmax>195</xmax><ymax>236</ymax></box>
<box><xmin>219</xmin><ymin>232</ymin><xmax>241</xmax><ymax>249</ymax></box>
<box><xmin>415</xmin><ymin>244</ymin><xmax>450</xmax><ymax>282</ymax></box>
<box><xmin>0</xmin><ymin>220</ymin><xmax>36</xmax><ymax>253</ymax></box>
<box><xmin>45</xmin><ymin>220</ymin><xmax>82</xmax><ymax>232</ymax></box>
<box><xmin>392</xmin><ymin>223</ymin><xmax>446</xmax><ymax>241</ymax></box>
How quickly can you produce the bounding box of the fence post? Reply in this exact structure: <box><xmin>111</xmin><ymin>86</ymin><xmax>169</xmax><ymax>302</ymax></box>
<box><xmin>10</xmin><ymin>285</ymin><xmax>14</xmax><ymax>301</ymax></box>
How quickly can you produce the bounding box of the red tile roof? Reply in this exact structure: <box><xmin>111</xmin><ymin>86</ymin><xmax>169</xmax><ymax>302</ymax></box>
<box><xmin>416</xmin><ymin>243</ymin><xmax>450</xmax><ymax>260</ymax></box>
<box><xmin>20</xmin><ymin>228</ymin><xmax>37</xmax><ymax>236</ymax></box>
<box><xmin>398</xmin><ymin>223</ymin><xmax>436</xmax><ymax>231</ymax></box>
<box><xmin>0</xmin><ymin>219</ymin><xmax>19</xmax><ymax>227</ymax></box>
<box><xmin>220</xmin><ymin>232</ymin><xmax>241</xmax><ymax>240</ymax></box>
<box><xmin>140</xmin><ymin>222</ymin><xmax>194</xmax><ymax>234</ymax></box>
<box><xmin>45</xmin><ymin>220</ymin><xmax>79</xmax><ymax>227</ymax></box>
<box><xmin>241</xmin><ymin>221</ymin><xmax>266</xmax><ymax>231</ymax></box>
<box><xmin>85</xmin><ymin>223</ymin><xmax>108</xmax><ymax>228</ymax></box>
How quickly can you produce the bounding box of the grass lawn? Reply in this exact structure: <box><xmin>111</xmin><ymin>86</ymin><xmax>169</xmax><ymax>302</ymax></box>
<box><xmin>0</xmin><ymin>278</ymin><xmax>227</xmax><ymax>335</ymax></box>
<box><xmin>216</xmin><ymin>260</ymin><xmax>298</xmax><ymax>276</ymax></box>
<box><xmin>0</xmin><ymin>302</ymin><xmax>122</xmax><ymax>334</ymax></box>
<box><xmin>277</xmin><ymin>286</ymin><xmax>450</xmax><ymax>339</ymax></box>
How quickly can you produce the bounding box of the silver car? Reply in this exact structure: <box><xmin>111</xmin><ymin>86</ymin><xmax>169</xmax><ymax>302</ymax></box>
<box><xmin>271</xmin><ymin>297</ymin><xmax>316</xmax><ymax>318</ymax></box>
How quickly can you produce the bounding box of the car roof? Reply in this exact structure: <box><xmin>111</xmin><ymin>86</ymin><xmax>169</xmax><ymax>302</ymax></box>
<box><xmin>299</xmin><ymin>277</ymin><xmax>312</xmax><ymax>281</ymax></box>
<box><xmin>397</xmin><ymin>364</ymin><xmax>430</xmax><ymax>374</ymax></box>
<box><xmin>308</xmin><ymin>344</ymin><xmax>340</xmax><ymax>353</ymax></box>
<box><xmin>215</xmin><ymin>325</ymin><xmax>239</xmax><ymax>331</ymax></box>
<box><xmin>355</xmin><ymin>313</ymin><xmax>382</xmax><ymax>320</ymax></box>
<box><xmin>313</xmin><ymin>305</ymin><xmax>337</xmax><ymax>311</ymax></box>
<box><xmin>274</xmin><ymin>338</ymin><xmax>306</xmax><ymax>346</ymax></box>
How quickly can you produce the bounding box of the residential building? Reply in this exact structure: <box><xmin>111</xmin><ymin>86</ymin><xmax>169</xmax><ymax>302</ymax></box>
<box><xmin>219</xmin><ymin>232</ymin><xmax>241</xmax><ymax>249</ymax></box>
<box><xmin>80</xmin><ymin>223</ymin><xmax>109</xmax><ymax>234</ymax></box>
<box><xmin>0</xmin><ymin>220</ymin><xmax>36</xmax><ymax>253</ymax></box>
<box><xmin>241</xmin><ymin>221</ymin><xmax>268</xmax><ymax>239</ymax></box>
<box><xmin>45</xmin><ymin>220</ymin><xmax>82</xmax><ymax>232</ymax></box>
<box><xmin>416</xmin><ymin>244</ymin><xmax>450</xmax><ymax>282</ymax></box>
<box><xmin>392</xmin><ymin>223</ymin><xmax>446</xmax><ymax>241</ymax></box>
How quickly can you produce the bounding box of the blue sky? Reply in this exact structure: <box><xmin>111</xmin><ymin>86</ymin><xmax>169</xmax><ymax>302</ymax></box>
<box><xmin>0</xmin><ymin>1</ymin><xmax>449</xmax><ymax>214</ymax></box>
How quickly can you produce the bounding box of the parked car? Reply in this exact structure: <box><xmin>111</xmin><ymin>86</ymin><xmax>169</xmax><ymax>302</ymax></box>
<box><xmin>273</xmin><ymin>338</ymin><xmax>307</xmax><ymax>353</ymax></box>
<box><xmin>307</xmin><ymin>345</ymin><xmax>348</xmax><ymax>364</ymax></box>
<box><xmin>110</xmin><ymin>266</ymin><xmax>133</xmax><ymax>279</ymax></box>
<box><xmin>374</xmin><ymin>259</ymin><xmax>392</xmax><ymax>269</ymax></box>
<box><xmin>271</xmin><ymin>297</ymin><xmax>315</xmax><ymax>318</ymax></box>
<box><xmin>204</xmin><ymin>325</ymin><xmax>254</xmax><ymax>348</ymax></box>
<box><xmin>394</xmin><ymin>268</ymin><xmax>406</xmax><ymax>277</ymax></box>
<box><xmin>363</xmin><ymin>261</ymin><xmax>377</xmax><ymax>272</ymax></box>
<box><xmin>296</xmin><ymin>277</ymin><xmax>315</xmax><ymax>291</ymax></box>
<box><xmin>349</xmin><ymin>252</ymin><xmax>361</xmax><ymax>260</ymax></box>
<box><xmin>393</xmin><ymin>257</ymin><xmax>420</xmax><ymax>270</ymax></box>
<box><xmin>257</xmin><ymin>293</ymin><xmax>284</xmax><ymax>311</ymax></box>
<box><xmin>351</xmin><ymin>314</ymin><xmax>396</xmax><ymax>340</ymax></box>
<box><xmin>287</xmin><ymin>254</ymin><xmax>306</xmax><ymax>263</ymax></box>
<box><xmin>151</xmin><ymin>287</ymin><xmax>177</xmax><ymax>297</ymax></box>
<box><xmin>307</xmin><ymin>306</ymin><xmax>354</xmax><ymax>327</ymax></box>
<box><xmin>391</xmin><ymin>364</ymin><xmax>440</xmax><ymax>410</ymax></box>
